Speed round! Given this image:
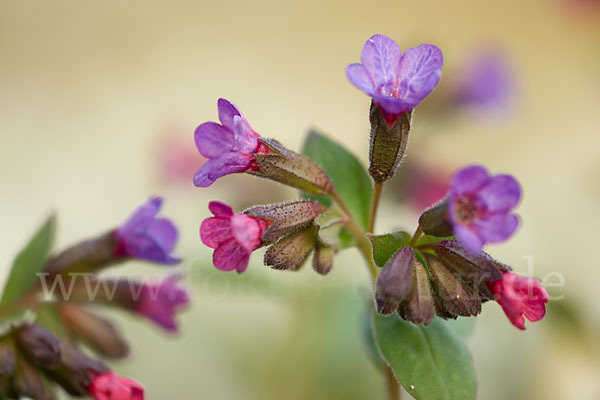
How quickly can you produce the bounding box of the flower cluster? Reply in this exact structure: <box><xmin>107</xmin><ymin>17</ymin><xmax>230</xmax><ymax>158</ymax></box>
<box><xmin>0</xmin><ymin>197</ymin><xmax>188</xmax><ymax>399</ymax></box>
<box><xmin>194</xmin><ymin>33</ymin><xmax>549</xmax><ymax>333</ymax></box>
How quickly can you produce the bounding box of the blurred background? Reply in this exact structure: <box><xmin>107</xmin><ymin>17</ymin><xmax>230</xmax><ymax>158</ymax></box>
<box><xmin>1</xmin><ymin>0</ymin><xmax>599</xmax><ymax>399</ymax></box>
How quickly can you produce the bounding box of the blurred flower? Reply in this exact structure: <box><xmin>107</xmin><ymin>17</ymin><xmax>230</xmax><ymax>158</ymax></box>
<box><xmin>156</xmin><ymin>127</ymin><xmax>206</xmax><ymax>184</ymax></box>
<box><xmin>201</xmin><ymin>201</ymin><xmax>271</xmax><ymax>273</ymax></box>
<box><xmin>135</xmin><ymin>275</ymin><xmax>190</xmax><ymax>333</ymax></box>
<box><xmin>194</xmin><ymin>98</ymin><xmax>272</xmax><ymax>187</ymax></box>
<box><xmin>116</xmin><ymin>197</ymin><xmax>180</xmax><ymax>265</ymax></box>
<box><xmin>346</xmin><ymin>34</ymin><xmax>443</xmax><ymax>125</ymax></box>
<box><xmin>449</xmin><ymin>48</ymin><xmax>515</xmax><ymax>114</ymax></box>
<box><xmin>88</xmin><ymin>371</ymin><xmax>144</xmax><ymax>400</ymax></box>
<box><xmin>448</xmin><ymin>165</ymin><xmax>521</xmax><ymax>253</ymax></box>
<box><xmin>401</xmin><ymin>161</ymin><xmax>450</xmax><ymax>213</ymax></box>
<box><xmin>487</xmin><ymin>271</ymin><xmax>549</xmax><ymax>330</ymax></box>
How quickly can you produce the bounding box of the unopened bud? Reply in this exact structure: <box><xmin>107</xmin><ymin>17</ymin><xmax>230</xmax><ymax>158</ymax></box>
<box><xmin>368</xmin><ymin>103</ymin><xmax>412</xmax><ymax>183</ymax></box>
<box><xmin>48</xmin><ymin>342</ymin><xmax>107</xmax><ymax>396</ymax></box>
<box><xmin>375</xmin><ymin>247</ymin><xmax>415</xmax><ymax>315</ymax></box>
<box><xmin>251</xmin><ymin>138</ymin><xmax>333</xmax><ymax>195</ymax></box>
<box><xmin>0</xmin><ymin>335</ymin><xmax>16</xmax><ymax>376</ymax></box>
<box><xmin>264</xmin><ymin>224</ymin><xmax>318</xmax><ymax>270</ymax></box>
<box><xmin>44</xmin><ymin>230</ymin><xmax>121</xmax><ymax>276</ymax></box>
<box><xmin>426</xmin><ymin>255</ymin><xmax>481</xmax><ymax>318</ymax></box>
<box><xmin>59</xmin><ymin>303</ymin><xmax>129</xmax><ymax>359</ymax></box>
<box><xmin>14</xmin><ymin>324</ymin><xmax>61</xmax><ymax>368</ymax></box>
<box><xmin>397</xmin><ymin>259</ymin><xmax>435</xmax><ymax>325</ymax></box>
<box><xmin>245</xmin><ymin>200</ymin><xmax>326</xmax><ymax>243</ymax></box>
<box><xmin>13</xmin><ymin>354</ymin><xmax>55</xmax><ymax>400</ymax></box>
<box><xmin>418</xmin><ymin>198</ymin><xmax>453</xmax><ymax>237</ymax></box>
<box><xmin>312</xmin><ymin>243</ymin><xmax>335</xmax><ymax>275</ymax></box>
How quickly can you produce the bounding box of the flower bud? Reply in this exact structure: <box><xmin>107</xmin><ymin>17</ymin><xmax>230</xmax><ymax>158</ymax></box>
<box><xmin>44</xmin><ymin>231</ymin><xmax>121</xmax><ymax>277</ymax></box>
<box><xmin>375</xmin><ymin>247</ymin><xmax>415</xmax><ymax>315</ymax></box>
<box><xmin>48</xmin><ymin>342</ymin><xmax>108</xmax><ymax>396</ymax></box>
<box><xmin>264</xmin><ymin>224</ymin><xmax>319</xmax><ymax>270</ymax></box>
<box><xmin>397</xmin><ymin>260</ymin><xmax>435</xmax><ymax>325</ymax></box>
<box><xmin>418</xmin><ymin>198</ymin><xmax>453</xmax><ymax>237</ymax></box>
<box><xmin>426</xmin><ymin>255</ymin><xmax>481</xmax><ymax>318</ymax></box>
<box><xmin>0</xmin><ymin>335</ymin><xmax>16</xmax><ymax>377</ymax></box>
<box><xmin>88</xmin><ymin>371</ymin><xmax>144</xmax><ymax>400</ymax></box>
<box><xmin>59</xmin><ymin>303</ymin><xmax>129</xmax><ymax>359</ymax></box>
<box><xmin>244</xmin><ymin>200</ymin><xmax>327</xmax><ymax>243</ymax></box>
<box><xmin>312</xmin><ymin>243</ymin><xmax>335</xmax><ymax>275</ymax></box>
<box><xmin>251</xmin><ymin>138</ymin><xmax>333</xmax><ymax>195</ymax></box>
<box><xmin>14</xmin><ymin>324</ymin><xmax>61</xmax><ymax>368</ymax></box>
<box><xmin>13</xmin><ymin>354</ymin><xmax>55</xmax><ymax>400</ymax></box>
<box><xmin>368</xmin><ymin>103</ymin><xmax>412</xmax><ymax>183</ymax></box>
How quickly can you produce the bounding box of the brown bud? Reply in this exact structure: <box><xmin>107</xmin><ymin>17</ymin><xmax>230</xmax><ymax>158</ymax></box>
<box><xmin>245</xmin><ymin>200</ymin><xmax>326</xmax><ymax>243</ymax></box>
<box><xmin>59</xmin><ymin>303</ymin><xmax>129</xmax><ymax>359</ymax></box>
<box><xmin>418</xmin><ymin>198</ymin><xmax>453</xmax><ymax>237</ymax></box>
<box><xmin>13</xmin><ymin>355</ymin><xmax>55</xmax><ymax>400</ymax></box>
<box><xmin>44</xmin><ymin>230</ymin><xmax>121</xmax><ymax>276</ymax></box>
<box><xmin>312</xmin><ymin>243</ymin><xmax>335</xmax><ymax>275</ymax></box>
<box><xmin>426</xmin><ymin>240</ymin><xmax>505</xmax><ymax>301</ymax></box>
<box><xmin>426</xmin><ymin>255</ymin><xmax>482</xmax><ymax>318</ymax></box>
<box><xmin>14</xmin><ymin>324</ymin><xmax>61</xmax><ymax>368</ymax></box>
<box><xmin>398</xmin><ymin>260</ymin><xmax>435</xmax><ymax>325</ymax></box>
<box><xmin>368</xmin><ymin>103</ymin><xmax>412</xmax><ymax>183</ymax></box>
<box><xmin>251</xmin><ymin>138</ymin><xmax>333</xmax><ymax>195</ymax></box>
<box><xmin>0</xmin><ymin>336</ymin><xmax>16</xmax><ymax>376</ymax></box>
<box><xmin>375</xmin><ymin>247</ymin><xmax>415</xmax><ymax>315</ymax></box>
<box><xmin>264</xmin><ymin>224</ymin><xmax>318</xmax><ymax>270</ymax></box>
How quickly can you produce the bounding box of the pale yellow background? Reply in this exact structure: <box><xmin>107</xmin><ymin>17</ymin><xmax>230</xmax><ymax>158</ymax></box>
<box><xmin>1</xmin><ymin>0</ymin><xmax>599</xmax><ymax>399</ymax></box>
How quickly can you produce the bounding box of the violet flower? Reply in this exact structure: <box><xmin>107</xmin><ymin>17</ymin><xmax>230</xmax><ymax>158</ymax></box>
<box><xmin>116</xmin><ymin>197</ymin><xmax>180</xmax><ymax>265</ymax></box>
<box><xmin>346</xmin><ymin>34</ymin><xmax>443</xmax><ymax>125</ymax></box>
<box><xmin>450</xmin><ymin>48</ymin><xmax>514</xmax><ymax>113</ymax></box>
<box><xmin>135</xmin><ymin>275</ymin><xmax>189</xmax><ymax>333</ymax></box>
<box><xmin>487</xmin><ymin>271</ymin><xmax>549</xmax><ymax>330</ymax></box>
<box><xmin>194</xmin><ymin>98</ymin><xmax>271</xmax><ymax>187</ymax></box>
<box><xmin>447</xmin><ymin>165</ymin><xmax>521</xmax><ymax>253</ymax></box>
<box><xmin>88</xmin><ymin>371</ymin><xmax>144</xmax><ymax>400</ymax></box>
<box><xmin>200</xmin><ymin>201</ymin><xmax>271</xmax><ymax>273</ymax></box>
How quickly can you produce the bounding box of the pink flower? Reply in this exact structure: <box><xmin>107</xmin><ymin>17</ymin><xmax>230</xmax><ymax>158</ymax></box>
<box><xmin>200</xmin><ymin>201</ymin><xmax>271</xmax><ymax>273</ymax></box>
<box><xmin>88</xmin><ymin>371</ymin><xmax>144</xmax><ymax>400</ymax></box>
<box><xmin>487</xmin><ymin>271</ymin><xmax>549</xmax><ymax>330</ymax></box>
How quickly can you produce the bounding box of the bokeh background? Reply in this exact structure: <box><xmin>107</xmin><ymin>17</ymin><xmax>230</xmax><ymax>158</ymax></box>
<box><xmin>1</xmin><ymin>0</ymin><xmax>599</xmax><ymax>399</ymax></box>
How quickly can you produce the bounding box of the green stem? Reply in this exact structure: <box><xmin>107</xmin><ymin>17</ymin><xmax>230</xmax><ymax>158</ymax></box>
<box><xmin>385</xmin><ymin>364</ymin><xmax>400</xmax><ymax>400</ymax></box>
<box><xmin>409</xmin><ymin>226</ymin><xmax>423</xmax><ymax>247</ymax></box>
<box><xmin>368</xmin><ymin>182</ymin><xmax>383</xmax><ymax>233</ymax></box>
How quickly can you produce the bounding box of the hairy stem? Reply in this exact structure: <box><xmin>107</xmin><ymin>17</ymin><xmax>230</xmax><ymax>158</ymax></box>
<box><xmin>409</xmin><ymin>226</ymin><xmax>423</xmax><ymax>247</ymax></box>
<box><xmin>368</xmin><ymin>182</ymin><xmax>383</xmax><ymax>233</ymax></box>
<box><xmin>385</xmin><ymin>364</ymin><xmax>400</xmax><ymax>400</ymax></box>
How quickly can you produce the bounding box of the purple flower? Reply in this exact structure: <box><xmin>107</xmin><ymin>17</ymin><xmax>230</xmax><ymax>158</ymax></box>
<box><xmin>200</xmin><ymin>201</ymin><xmax>271</xmax><ymax>273</ymax></box>
<box><xmin>447</xmin><ymin>165</ymin><xmax>521</xmax><ymax>253</ymax></box>
<box><xmin>135</xmin><ymin>275</ymin><xmax>189</xmax><ymax>333</ymax></box>
<box><xmin>193</xmin><ymin>98</ymin><xmax>272</xmax><ymax>187</ymax></box>
<box><xmin>116</xmin><ymin>197</ymin><xmax>180</xmax><ymax>265</ymax></box>
<box><xmin>450</xmin><ymin>48</ymin><xmax>514</xmax><ymax>113</ymax></box>
<box><xmin>346</xmin><ymin>34</ymin><xmax>443</xmax><ymax>125</ymax></box>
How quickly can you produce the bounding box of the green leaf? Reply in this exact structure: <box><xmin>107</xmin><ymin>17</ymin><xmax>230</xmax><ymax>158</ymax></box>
<box><xmin>1</xmin><ymin>214</ymin><xmax>56</xmax><ymax>306</ymax></box>
<box><xmin>301</xmin><ymin>130</ymin><xmax>372</xmax><ymax>231</ymax></box>
<box><xmin>415</xmin><ymin>235</ymin><xmax>455</xmax><ymax>247</ymax></box>
<box><xmin>367</xmin><ymin>231</ymin><xmax>411</xmax><ymax>267</ymax></box>
<box><xmin>36</xmin><ymin>302</ymin><xmax>68</xmax><ymax>339</ymax></box>
<box><xmin>374</xmin><ymin>314</ymin><xmax>477</xmax><ymax>400</ymax></box>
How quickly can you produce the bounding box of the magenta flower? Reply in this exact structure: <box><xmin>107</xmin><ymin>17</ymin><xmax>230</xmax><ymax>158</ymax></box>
<box><xmin>447</xmin><ymin>165</ymin><xmax>521</xmax><ymax>254</ymax></box>
<box><xmin>88</xmin><ymin>371</ymin><xmax>144</xmax><ymax>400</ymax></box>
<box><xmin>194</xmin><ymin>98</ymin><xmax>271</xmax><ymax>187</ymax></box>
<box><xmin>487</xmin><ymin>271</ymin><xmax>549</xmax><ymax>330</ymax></box>
<box><xmin>200</xmin><ymin>201</ymin><xmax>271</xmax><ymax>273</ymax></box>
<box><xmin>135</xmin><ymin>275</ymin><xmax>189</xmax><ymax>333</ymax></box>
<box><xmin>346</xmin><ymin>34</ymin><xmax>443</xmax><ymax>124</ymax></box>
<box><xmin>116</xmin><ymin>197</ymin><xmax>180</xmax><ymax>265</ymax></box>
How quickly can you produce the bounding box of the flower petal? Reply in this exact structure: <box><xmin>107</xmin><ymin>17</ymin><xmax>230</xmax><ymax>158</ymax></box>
<box><xmin>232</xmin><ymin>115</ymin><xmax>260</xmax><ymax>154</ymax></box>
<box><xmin>193</xmin><ymin>160</ymin><xmax>219</xmax><ymax>187</ymax></box>
<box><xmin>346</xmin><ymin>63</ymin><xmax>375</xmax><ymax>95</ymax></box>
<box><xmin>360</xmin><ymin>34</ymin><xmax>402</xmax><ymax>88</ymax></box>
<box><xmin>147</xmin><ymin>218</ymin><xmax>178</xmax><ymax>254</ymax></box>
<box><xmin>213</xmin><ymin>239</ymin><xmax>250</xmax><ymax>272</ymax></box>
<box><xmin>450</xmin><ymin>165</ymin><xmax>490</xmax><ymax>196</ymax></box>
<box><xmin>200</xmin><ymin>217</ymin><xmax>232</xmax><ymax>249</ymax></box>
<box><xmin>208</xmin><ymin>201</ymin><xmax>234</xmax><ymax>218</ymax></box>
<box><xmin>476</xmin><ymin>174</ymin><xmax>521</xmax><ymax>212</ymax></box>
<box><xmin>397</xmin><ymin>44</ymin><xmax>443</xmax><ymax>106</ymax></box>
<box><xmin>471</xmin><ymin>213</ymin><xmax>519</xmax><ymax>243</ymax></box>
<box><xmin>454</xmin><ymin>224</ymin><xmax>485</xmax><ymax>254</ymax></box>
<box><xmin>217</xmin><ymin>98</ymin><xmax>242</xmax><ymax>131</ymax></box>
<box><xmin>194</xmin><ymin>122</ymin><xmax>234</xmax><ymax>158</ymax></box>
<box><xmin>371</xmin><ymin>94</ymin><xmax>412</xmax><ymax>116</ymax></box>
<box><xmin>230</xmin><ymin>214</ymin><xmax>262</xmax><ymax>253</ymax></box>
<box><xmin>523</xmin><ymin>300</ymin><xmax>546</xmax><ymax>322</ymax></box>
